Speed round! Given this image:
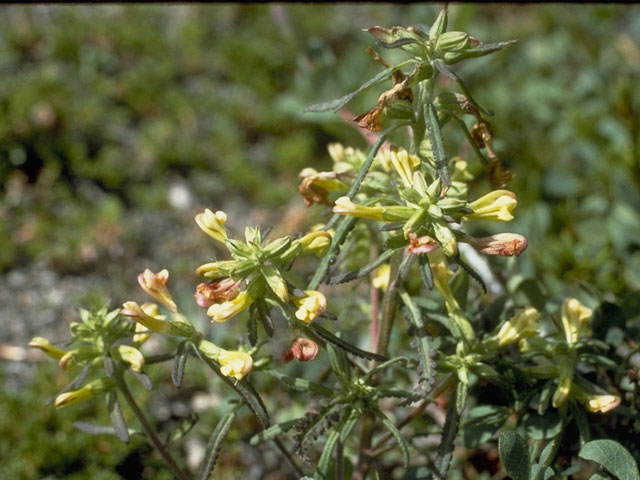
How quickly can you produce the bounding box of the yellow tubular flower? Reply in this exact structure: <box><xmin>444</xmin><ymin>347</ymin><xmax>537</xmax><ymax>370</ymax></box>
<box><xmin>207</xmin><ymin>291</ymin><xmax>251</xmax><ymax>323</ymax></box>
<box><xmin>217</xmin><ymin>350</ymin><xmax>253</xmax><ymax>381</ymax></box>
<box><xmin>587</xmin><ymin>394</ymin><xmax>621</xmax><ymax>413</ymax></box>
<box><xmin>333</xmin><ymin>196</ymin><xmax>384</xmax><ymax>221</ymax></box>
<box><xmin>493</xmin><ymin>307</ymin><xmax>540</xmax><ymax>347</ymax></box>
<box><xmin>299</xmin><ymin>231</ymin><xmax>332</xmax><ymax>257</ymax></box>
<box><xmin>132</xmin><ymin>323</ymin><xmax>151</xmax><ymax>345</ymax></box>
<box><xmin>137</xmin><ymin>268</ymin><xmax>177</xmax><ymax>312</ymax></box>
<box><xmin>389</xmin><ymin>148</ymin><xmax>420</xmax><ymax>187</ymax></box>
<box><xmin>294</xmin><ymin>290</ymin><xmax>327</xmax><ymax>323</ymax></box>
<box><xmin>55</xmin><ymin>378</ymin><xmax>112</xmax><ymax>408</ymax></box>
<box><xmin>195</xmin><ymin>260</ymin><xmax>236</xmax><ymax>280</ymax></box>
<box><xmin>195</xmin><ymin>208</ymin><xmax>228</xmax><ymax>243</ymax></box>
<box><xmin>561</xmin><ymin>298</ymin><xmax>593</xmax><ymax>346</ymax></box>
<box><xmin>112</xmin><ymin>345</ymin><xmax>145</xmax><ymax>372</ymax></box>
<box><xmin>372</xmin><ymin>264</ymin><xmax>391</xmax><ymax>291</ymax></box>
<box><xmin>465</xmin><ymin>190</ymin><xmax>517</xmax><ymax>221</ymax></box>
<box><xmin>28</xmin><ymin>337</ymin><xmax>67</xmax><ymax>361</ymax></box>
<box><xmin>121</xmin><ymin>302</ymin><xmax>171</xmax><ymax>334</ymax></box>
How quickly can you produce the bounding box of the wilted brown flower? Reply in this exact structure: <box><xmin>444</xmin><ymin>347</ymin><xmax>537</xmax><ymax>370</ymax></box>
<box><xmin>282</xmin><ymin>337</ymin><xmax>319</xmax><ymax>363</ymax></box>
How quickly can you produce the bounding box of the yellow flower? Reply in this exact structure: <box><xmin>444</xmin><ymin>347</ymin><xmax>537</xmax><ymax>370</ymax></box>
<box><xmin>333</xmin><ymin>196</ymin><xmax>384</xmax><ymax>221</ymax></box>
<box><xmin>299</xmin><ymin>230</ymin><xmax>332</xmax><ymax>257</ymax></box>
<box><xmin>465</xmin><ymin>190</ymin><xmax>517</xmax><ymax>221</ymax></box>
<box><xmin>207</xmin><ymin>291</ymin><xmax>251</xmax><ymax>323</ymax></box>
<box><xmin>389</xmin><ymin>148</ymin><xmax>421</xmax><ymax>188</ymax></box>
<box><xmin>137</xmin><ymin>268</ymin><xmax>177</xmax><ymax>312</ymax></box>
<box><xmin>294</xmin><ymin>290</ymin><xmax>327</xmax><ymax>323</ymax></box>
<box><xmin>587</xmin><ymin>394</ymin><xmax>621</xmax><ymax>413</ymax></box>
<box><xmin>132</xmin><ymin>323</ymin><xmax>151</xmax><ymax>345</ymax></box>
<box><xmin>28</xmin><ymin>337</ymin><xmax>67</xmax><ymax>361</ymax></box>
<box><xmin>121</xmin><ymin>302</ymin><xmax>171</xmax><ymax>334</ymax></box>
<box><xmin>195</xmin><ymin>208</ymin><xmax>228</xmax><ymax>243</ymax></box>
<box><xmin>372</xmin><ymin>264</ymin><xmax>391</xmax><ymax>291</ymax></box>
<box><xmin>493</xmin><ymin>307</ymin><xmax>540</xmax><ymax>347</ymax></box>
<box><xmin>561</xmin><ymin>297</ymin><xmax>593</xmax><ymax>346</ymax></box>
<box><xmin>55</xmin><ymin>378</ymin><xmax>112</xmax><ymax>408</ymax></box>
<box><xmin>195</xmin><ymin>260</ymin><xmax>236</xmax><ymax>280</ymax></box>
<box><xmin>217</xmin><ymin>350</ymin><xmax>253</xmax><ymax>381</ymax></box>
<box><xmin>111</xmin><ymin>345</ymin><xmax>145</xmax><ymax>372</ymax></box>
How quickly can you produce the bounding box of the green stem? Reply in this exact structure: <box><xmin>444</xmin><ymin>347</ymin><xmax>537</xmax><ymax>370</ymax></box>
<box><xmin>115</xmin><ymin>372</ymin><xmax>190</xmax><ymax>480</ymax></box>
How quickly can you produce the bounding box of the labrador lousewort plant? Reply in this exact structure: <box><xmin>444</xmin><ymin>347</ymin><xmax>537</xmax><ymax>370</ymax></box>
<box><xmin>30</xmin><ymin>8</ymin><xmax>640</xmax><ymax>480</ymax></box>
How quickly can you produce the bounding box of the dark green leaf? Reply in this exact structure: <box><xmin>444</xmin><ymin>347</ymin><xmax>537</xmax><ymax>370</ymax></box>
<box><xmin>462</xmin><ymin>405</ymin><xmax>510</xmax><ymax>448</ymax></box>
<box><xmin>523</xmin><ymin>412</ymin><xmax>563</xmax><ymax>440</ymax></box>
<box><xmin>309</xmin><ymin>323</ymin><xmax>387</xmax><ymax>362</ymax></box>
<box><xmin>198</xmin><ymin>411</ymin><xmax>236</xmax><ymax>480</ymax></box>
<box><xmin>247</xmin><ymin>306</ymin><xmax>258</xmax><ymax>346</ymax></box>
<box><xmin>166</xmin><ymin>414</ymin><xmax>199</xmax><ymax>447</ymax></box>
<box><xmin>373</xmin><ymin>410</ymin><xmax>410</xmax><ymax>467</ymax></box>
<box><xmin>305</xmin><ymin>64</ymin><xmax>405</xmax><ymax>113</ymax></box>
<box><xmin>426</xmin><ymin>102</ymin><xmax>451</xmax><ymax>188</ymax></box>
<box><xmin>326</xmin><ymin>248</ymin><xmax>398</xmax><ymax>284</ymax></box>
<box><xmin>499</xmin><ymin>431</ymin><xmax>530</xmax><ymax>480</ymax></box>
<box><xmin>266</xmin><ymin>370</ymin><xmax>334</xmax><ymax>397</ymax></box>
<box><xmin>315</xmin><ymin>428</ymin><xmax>341</xmax><ymax>479</ymax></box>
<box><xmin>172</xmin><ymin>341</ymin><xmax>188</xmax><ymax>388</ymax></box>
<box><xmin>107</xmin><ymin>391</ymin><xmax>130</xmax><ymax>444</ymax></box>
<box><xmin>434</xmin><ymin>384</ymin><xmax>461</xmax><ymax>478</ymax></box>
<box><xmin>250</xmin><ymin>419</ymin><xmax>301</xmax><ymax>446</ymax></box>
<box><xmin>340</xmin><ymin>409</ymin><xmax>360</xmax><ymax>443</ymax></box>
<box><xmin>129</xmin><ymin>370</ymin><xmax>153</xmax><ymax>391</ymax></box>
<box><xmin>579</xmin><ymin>439</ymin><xmax>640</xmax><ymax>480</ymax></box>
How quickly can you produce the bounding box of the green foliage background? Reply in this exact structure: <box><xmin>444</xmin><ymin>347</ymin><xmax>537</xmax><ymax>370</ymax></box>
<box><xmin>1</xmin><ymin>4</ymin><xmax>639</xmax><ymax>479</ymax></box>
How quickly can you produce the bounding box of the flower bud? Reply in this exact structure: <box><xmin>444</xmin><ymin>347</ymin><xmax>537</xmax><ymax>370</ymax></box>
<box><xmin>137</xmin><ymin>269</ymin><xmax>177</xmax><ymax>312</ymax></box>
<box><xmin>407</xmin><ymin>233</ymin><xmax>439</xmax><ymax>255</ymax></box>
<box><xmin>207</xmin><ymin>291</ymin><xmax>251</xmax><ymax>323</ymax></box>
<box><xmin>467</xmin><ymin>233</ymin><xmax>527</xmax><ymax>257</ymax></box>
<box><xmin>28</xmin><ymin>337</ymin><xmax>67</xmax><ymax>361</ymax></box>
<box><xmin>282</xmin><ymin>337</ymin><xmax>319</xmax><ymax>363</ymax></box>
<box><xmin>436</xmin><ymin>31</ymin><xmax>470</xmax><ymax>52</ymax></box>
<box><xmin>195</xmin><ymin>208</ymin><xmax>228</xmax><ymax>243</ymax></box>
<box><xmin>132</xmin><ymin>323</ymin><xmax>151</xmax><ymax>345</ymax></box>
<box><xmin>294</xmin><ymin>290</ymin><xmax>327</xmax><ymax>323</ymax></box>
<box><xmin>55</xmin><ymin>378</ymin><xmax>113</xmax><ymax>408</ymax></box>
<box><xmin>465</xmin><ymin>190</ymin><xmax>517</xmax><ymax>222</ymax></box>
<box><xmin>491</xmin><ymin>307</ymin><xmax>540</xmax><ymax>347</ymax></box>
<box><xmin>111</xmin><ymin>345</ymin><xmax>145</xmax><ymax>372</ymax></box>
<box><xmin>552</xmin><ymin>357</ymin><xmax>575</xmax><ymax>408</ymax></box>
<box><xmin>195</xmin><ymin>260</ymin><xmax>236</xmax><ymax>280</ymax></box>
<box><xmin>298</xmin><ymin>168</ymin><xmax>349</xmax><ymax>206</ymax></box>
<box><xmin>587</xmin><ymin>394</ymin><xmax>621</xmax><ymax>413</ymax></box>
<box><xmin>561</xmin><ymin>297</ymin><xmax>593</xmax><ymax>346</ymax></box>
<box><xmin>389</xmin><ymin>148</ymin><xmax>420</xmax><ymax>188</ymax></box>
<box><xmin>121</xmin><ymin>301</ymin><xmax>171</xmax><ymax>334</ymax></box>
<box><xmin>195</xmin><ymin>279</ymin><xmax>240</xmax><ymax>308</ymax></box>
<box><xmin>333</xmin><ymin>196</ymin><xmax>384</xmax><ymax>221</ymax></box>
<box><xmin>299</xmin><ymin>231</ymin><xmax>332</xmax><ymax>258</ymax></box>
<box><xmin>217</xmin><ymin>349</ymin><xmax>253</xmax><ymax>381</ymax></box>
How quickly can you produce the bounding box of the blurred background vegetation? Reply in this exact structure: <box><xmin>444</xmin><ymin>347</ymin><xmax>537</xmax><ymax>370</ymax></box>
<box><xmin>1</xmin><ymin>4</ymin><xmax>639</xmax><ymax>479</ymax></box>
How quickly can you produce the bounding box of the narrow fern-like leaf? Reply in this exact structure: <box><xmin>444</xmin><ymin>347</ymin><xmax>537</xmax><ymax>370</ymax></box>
<box><xmin>172</xmin><ymin>340</ymin><xmax>188</xmax><ymax>388</ymax></box>
<box><xmin>426</xmin><ymin>102</ymin><xmax>451</xmax><ymax>189</ymax></box>
<box><xmin>266</xmin><ymin>369</ymin><xmax>334</xmax><ymax>397</ymax></box>
<box><xmin>326</xmin><ymin>248</ymin><xmax>398</xmax><ymax>284</ymax></box>
<box><xmin>198</xmin><ymin>411</ymin><xmax>236</xmax><ymax>480</ymax></box>
<box><xmin>373</xmin><ymin>409</ymin><xmax>410</xmax><ymax>467</ymax></box>
<box><xmin>310</xmin><ymin>323</ymin><xmax>387</xmax><ymax>362</ymax></box>
<box><xmin>250</xmin><ymin>418</ymin><xmax>301</xmax><ymax>446</ymax></box>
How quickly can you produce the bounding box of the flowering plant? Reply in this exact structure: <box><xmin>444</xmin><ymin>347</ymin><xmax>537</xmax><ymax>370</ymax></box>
<box><xmin>30</xmin><ymin>7</ymin><xmax>639</xmax><ymax>479</ymax></box>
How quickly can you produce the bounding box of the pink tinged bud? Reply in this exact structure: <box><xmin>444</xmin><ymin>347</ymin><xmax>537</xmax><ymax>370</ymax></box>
<box><xmin>195</xmin><ymin>208</ymin><xmax>227</xmax><ymax>243</ymax></box>
<box><xmin>207</xmin><ymin>291</ymin><xmax>251</xmax><ymax>323</ymax></box>
<box><xmin>294</xmin><ymin>290</ymin><xmax>327</xmax><ymax>323</ymax></box>
<box><xmin>137</xmin><ymin>268</ymin><xmax>177</xmax><ymax>312</ymax></box>
<box><xmin>469</xmin><ymin>233</ymin><xmax>528</xmax><ymax>256</ymax></box>
<box><xmin>282</xmin><ymin>337</ymin><xmax>319</xmax><ymax>363</ymax></box>
<box><xmin>408</xmin><ymin>233</ymin><xmax>440</xmax><ymax>255</ymax></box>
<box><xmin>121</xmin><ymin>301</ymin><xmax>171</xmax><ymax>334</ymax></box>
<box><xmin>195</xmin><ymin>279</ymin><xmax>240</xmax><ymax>308</ymax></box>
<box><xmin>217</xmin><ymin>350</ymin><xmax>253</xmax><ymax>381</ymax></box>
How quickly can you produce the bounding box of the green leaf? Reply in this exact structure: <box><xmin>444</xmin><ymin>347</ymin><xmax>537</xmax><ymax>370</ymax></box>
<box><xmin>315</xmin><ymin>428</ymin><xmax>341</xmax><ymax>480</ymax></box>
<box><xmin>326</xmin><ymin>248</ymin><xmax>397</xmax><ymax>284</ymax></box>
<box><xmin>429</xmin><ymin>8</ymin><xmax>448</xmax><ymax>38</ymax></box>
<box><xmin>426</xmin><ymin>102</ymin><xmax>451</xmax><ymax>188</ymax></box>
<box><xmin>198</xmin><ymin>411</ymin><xmax>236</xmax><ymax>480</ymax></box>
<box><xmin>399</xmin><ymin>291</ymin><xmax>436</xmax><ymax>397</ymax></box>
<box><xmin>523</xmin><ymin>412</ymin><xmax>563</xmax><ymax>440</ymax></box>
<box><xmin>171</xmin><ymin>340</ymin><xmax>188</xmax><ymax>389</ymax></box>
<box><xmin>250</xmin><ymin>418</ymin><xmax>301</xmax><ymax>446</ymax></box>
<box><xmin>305</xmin><ymin>63</ymin><xmax>410</xmax><ymax>113</ymax></box>
<box><xmin>499</xmin><ymin>431</ymin><xmax>530</xmax><ymax>480</ymax></box>
<box><xmin>339</xmin><ymin>409</ymin><xmax>360</xmax><ymax>443</ymax></box>
<box><xmin>462</xmin><ymin>405</ymin><xmax>510</xmax><ymax>448</ymax></box>
<box><xmin>434</xmin><ymin>384</ymin><xmax>461</xmax><ymax>478</ymax></box>
<box><xmin>309</xmin><ymin>323</ymin><xmax>387</xmax><ymax>362</ymax></box>
<box><xmin>373</xmin><ymin>410</ymin><xmax>410</xmax><ymax>467</ymax></box>
<box><xmin>265</xmin><ymin>370</ymin><xmax>334</xmax><ymax>398</ymax></box>
<box><xmin>579</xmin><ymin>439</ymin><xmax>640</xmax><ymax>480</ymax></box>
<box><xmin>106</xmin><ymin>391</ymin><xmax>130</xmax><ymax>444</ymax></box>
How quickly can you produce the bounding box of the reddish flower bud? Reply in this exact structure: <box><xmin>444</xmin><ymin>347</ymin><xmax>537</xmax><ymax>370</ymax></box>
<box><xmin>408</xmin><ymin>233</ymin><xmax>440</xmax><ymax>255</ymax></box>
<box><xmin>195</xmin><ymin>279</ymin><xmax>240</xmax><ymax>308</ymax></box>
<box><xmin>468</xmin><ymin>233</ymin><xmax>527</xmax><ymax>256</ymax></box>
<box><xmin>282</xmin><ymin>337</ymin><xmax>319</xmax><ymax>363</ymax></box>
